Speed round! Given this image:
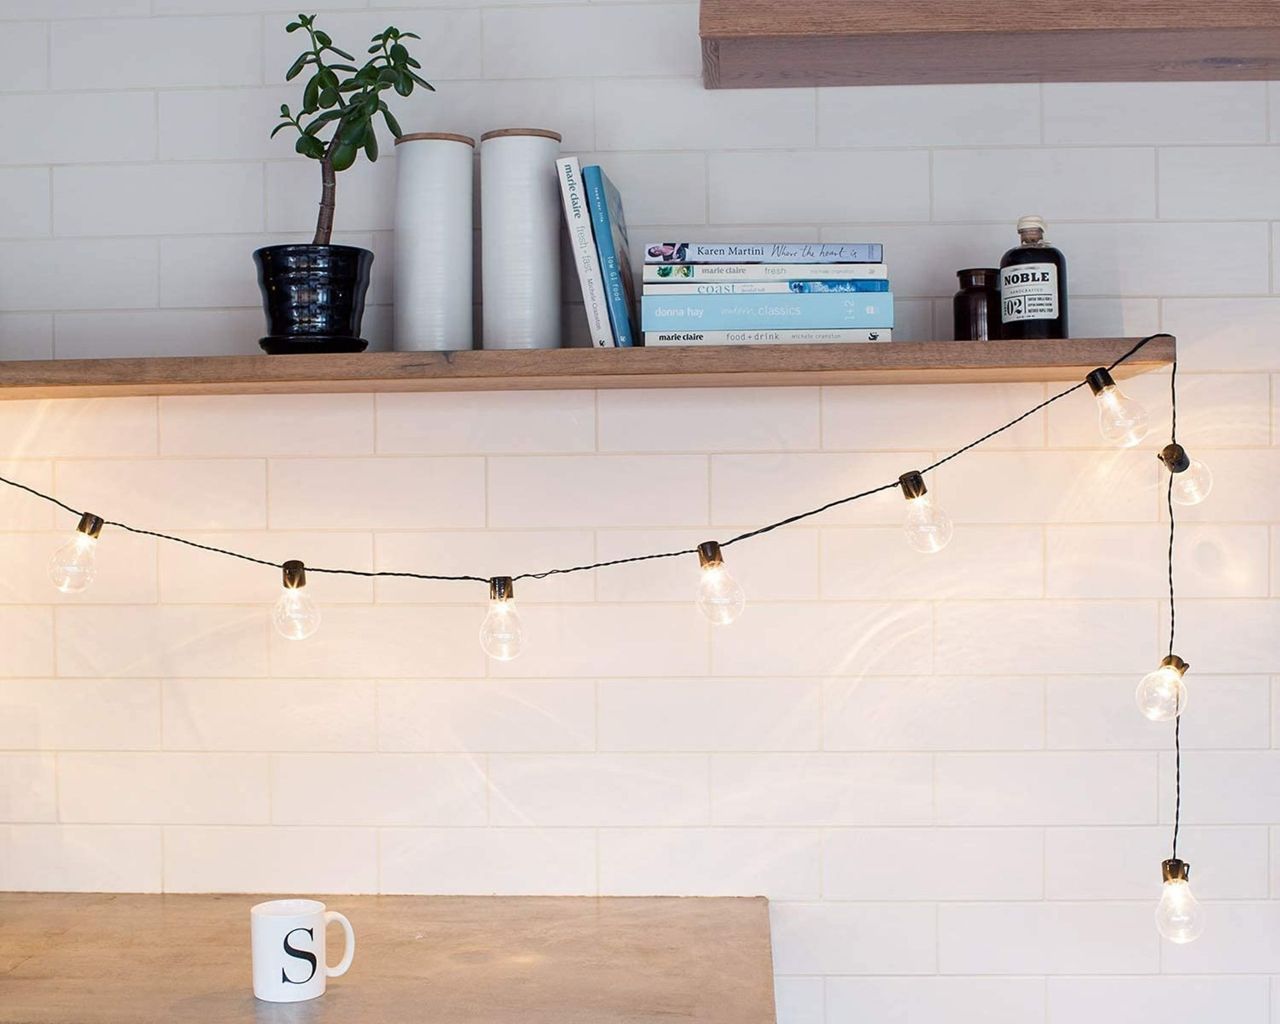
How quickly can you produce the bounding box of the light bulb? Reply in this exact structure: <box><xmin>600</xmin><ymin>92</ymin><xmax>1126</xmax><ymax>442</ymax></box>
<box><xmin>50</xmin><ymin>513</ymin><xmax>103</xmax><ymax>594</ymax></box>
<box><xmin>1159</xmin><ymin>443</ymin><xmax>1213</xmax><ymax>506</ymax></box>
<box><xmin>695</xmin><ymin>541</ymin><xmax>745</xmax><ymax>625</ymax></box>
<box><xmin>272</xmin><ymin>559</ymin><xmax>320</xmax><ymax>641</ymax></box>
<box><xmin>1135</xmin><ymin>654</ymin><xmax>1189</xmax><ymax>722</ymax></box>
<box><xmin>480</xmin><ymin>576</ymin><xmax>523</xmax><ymax>660</ymax></box>
<box><xmin>1086</xmin><ymin>367</ymin><xmax>1149</xmax><ymax>447</ymax></box>
<box><xmin>1156</xmin><ymin>859</ymin><xmax>1205</xmax><ymax>944</ymax></box>
<box><xmin>898</xmin><ymin>471</ymin><xmax>953</xmax><ymax>554</ymax></box>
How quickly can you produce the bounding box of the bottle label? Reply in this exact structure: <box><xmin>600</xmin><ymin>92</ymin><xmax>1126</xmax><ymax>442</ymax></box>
<box><xmin>1000</xmin><ymin>262</ymin><xmax>1058</xmax><ymax>323</ymax></box>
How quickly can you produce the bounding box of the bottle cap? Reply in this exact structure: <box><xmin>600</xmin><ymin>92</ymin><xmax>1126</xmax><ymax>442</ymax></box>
<box><xmin>1017</xmin><ymin>215</ymin><xmax>1047</xmax><ymax>234</ymax></box>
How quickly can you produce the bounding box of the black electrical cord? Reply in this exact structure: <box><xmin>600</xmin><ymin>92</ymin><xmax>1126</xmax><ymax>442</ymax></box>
<box><xmin>1168</xmin><ymin>357</ymin><xmax>1181</xmax><ymax>861</ymax></box>
<box><xmin>0</xmin><ymin>333</ymin><xmax>1173</xmax><ymax>586</ymax></box>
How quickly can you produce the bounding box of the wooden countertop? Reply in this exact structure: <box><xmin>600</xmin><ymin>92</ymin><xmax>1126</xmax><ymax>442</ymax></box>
<box><xmin>0</xmin><ymin>893</ymin><xmax>776</xmax><ymax>1024</ymax></box>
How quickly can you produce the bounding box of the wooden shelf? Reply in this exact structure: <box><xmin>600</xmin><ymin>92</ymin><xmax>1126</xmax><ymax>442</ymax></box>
<box><xmin>0</xmin><ymin>338</ymin><xmax>1173</xmax><ymax>399</ymax></box>
<box><xmin>701</xmin><ymin>0</ymin><xmax>1280</xmax><ymax>88</ymax></box>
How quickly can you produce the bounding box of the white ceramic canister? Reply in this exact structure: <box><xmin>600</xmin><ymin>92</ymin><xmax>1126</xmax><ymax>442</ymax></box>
<box><xmin>479</xmin><ymin>128</ymin><xmax>562</xmax><ymax>349</ymax></box>
<box><xmin>392</xmin><ymin>132</ymin><xmax>475</xmax><ymax>351</ymax></box>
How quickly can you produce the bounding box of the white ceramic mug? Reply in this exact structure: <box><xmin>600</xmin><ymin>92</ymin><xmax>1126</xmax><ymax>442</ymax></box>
<box><xmin>250</xmin><ymin>899</ymin><xmax>355</xmax><ymax>1003</ymax></box>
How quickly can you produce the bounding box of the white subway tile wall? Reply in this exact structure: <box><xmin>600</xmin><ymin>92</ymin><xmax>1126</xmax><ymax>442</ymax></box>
<box><xmin>0</xmin><ymin>4</ymin><xmax>1276</xmax><ymax>1022</ymax></box>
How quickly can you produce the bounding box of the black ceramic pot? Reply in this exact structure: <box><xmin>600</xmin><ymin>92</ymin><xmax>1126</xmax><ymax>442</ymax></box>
<box><xmin>253</xmin><ymin>244</ymin><xmax>374</xmax><ymax>354</ymax></box>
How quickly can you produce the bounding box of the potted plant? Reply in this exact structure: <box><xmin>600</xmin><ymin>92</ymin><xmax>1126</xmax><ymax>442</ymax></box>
<box><xmin>256</xmin><ymin>13</ymin><xmax>432</xmax><ymax>354</ymax></box>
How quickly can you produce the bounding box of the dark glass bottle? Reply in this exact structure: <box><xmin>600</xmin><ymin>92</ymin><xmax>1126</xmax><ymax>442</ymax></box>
<box><xmin>999</xmin><ymin>215</ymin><xmax>1068</xmax><ymax>339</ymax></box>
<box><xmin>953</xmin><ymin>268</ymin><xmax>1002</xmax><ymax>341</ymax></box>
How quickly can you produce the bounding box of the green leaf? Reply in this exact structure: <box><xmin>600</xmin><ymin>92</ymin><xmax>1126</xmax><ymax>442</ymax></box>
<box><xmin>270</xmin><ymin>122</ymin><xmax>292</xmax><ymax>138</ymax></box>
<box><xmin>409</xmin><ymin>71</ymin><xmax>433</xmax><ymax>90</ymax></box>
<box><xmin>367</xmin><ymin>44</ymin><xmax>381</xmax><ymax>54</ymax></box>
<box><xmin>364</xmin><ymin>131</ymin><xmax>378</xmax><ymax>162</ymax></box>
<box><xmin>401</xmin><ymin>32</ymin><xmax>420</xmax><ymax>40</ymax></box>
<box><xmin>339</xmin><ymin>116</ymin><xmax>368</xmax><ymax>146</ymax></box>
<box><xmin>302</xmin><ymin>108</ymin><xmax>344</xmax><ymax>134</ymax></box>
<box><xmin>380</xmin><ymin>107</ymin><xmax>402</xmax><ymax>137</ymax></box>
<box><xmin>390</xmin><ymin>42</ymin><xmax>408</xmax><ymax>63</ymax></box>
<box><xmin>302</xmin><ymin>76</ymin><xmax>320</xmax><ymax>113</ymax></box>
<box><xmin>279</xmin><ymin>103</ymin><xmax>290</xmax><ymax>116</ymax></box>
<box><xmin>331</xmin><ymin>141</ymin><xmax>358</xmax><ymax>172</ymax></box>
<box><xmin>406</xmin><ymin>57</ymin><xmax>421</xmax><ymax>69</ymax></box>
<box><xmin>286</xmin><ymin>20</ymin><xmax>300</xmax><ymax>32</ymax></box>
<box><xmin>295</xmin><ymin>134</ymin><xmax>325</xmax><ymax>159</ymax></box>
<box><xmin>284</xmin><ymin>52</ymin><xmax>309</xmax><ymax>80</ymax></box>
<box><xmin>314</xmin><ymin>29</ymin><xmax>332</xmax><ymax>46</ymax></box>
<box><xmin>394</xmin><ymin>70</ymin><xmax>412</xmax><ymax>96</ymax></box>
<box><xmin>328</xmin><ymin>45</ymin><xmax>354</xmax><ymax>60</ymax></box>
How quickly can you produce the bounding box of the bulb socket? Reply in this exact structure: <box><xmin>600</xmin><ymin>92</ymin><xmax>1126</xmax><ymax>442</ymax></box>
<box><xmin>1085</xmin><ymin>367</ymin><xmax>1116</xmax><ymax>395</ymax></box>
<box><xmin>898</xmin><ymin>471</ymin><xmax>928</xmax><ymax>501</ymax></box>
<box><xmin>1160</xmin><ymin>654</ymin><xmax>1190</xmax><ymax>677</ymax></box>
<box><xmin>1158</xmin><ymin>443</ymin><xmax>1191</xmax><ymax>474</ymax></box>
<box><xmin>281</xmin><ymin>560</ymin><xmax>307</xmax><ymax>590</ymax></box>
<box><xmin>697</xmin><ymin>541</ymin><xmax>725</xmax><ymax>569</ymax></box>
<box><xmin>75</xmin><ymin>512</ymin><xmax>104</xmax><ymax>539</ymax></box>
<box><xmin>489</xmin><ymin>576</ymin><xmax>515</xmax><ymax>602</ymax></box>
<box><xmin>1162</xmin><ymin>858</ymin><xmax>1191</xmax><ymax>883</ymax></box>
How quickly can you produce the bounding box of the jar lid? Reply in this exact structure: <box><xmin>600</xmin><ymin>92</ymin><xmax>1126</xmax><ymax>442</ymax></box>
<box><xmin>394</xmin><ymin>132</ymin><xmax>476</xmax><ymax>147</ymax></box>
<box><xmin>957</xmin><ymin>267</ymin><xmax>998</xmax><ymax>286</ymax></box>
<box><xmin>480</xmin><ymin>128</ymin><xmax>562</xmax><ymax>142</ymax></box>
<box><xmin>1017</xmin><ymin>215</ymin><xmax>1047</xmax><ymax>233</ymax></box>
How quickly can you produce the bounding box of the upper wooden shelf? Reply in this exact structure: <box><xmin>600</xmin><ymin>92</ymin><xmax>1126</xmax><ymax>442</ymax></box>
<box><xmin>0</xmin><ymin>338</ymin><xmax>1172</xmax><ymax>399</ymax></box>
<box><xmin>700</xmin><ymin>0</ymin><xmax>1280</xmax><ymax>88</ymax></box>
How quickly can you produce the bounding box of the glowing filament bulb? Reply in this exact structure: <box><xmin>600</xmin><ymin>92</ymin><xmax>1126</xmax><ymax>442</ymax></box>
<box><xmin>898</xmin><ymin>471</ymin><xmax>953</xmax><ymax>554</ymax></box>
<box><xmin>1156</xmin><ymin>859</ymin><xmax>1205</xmax><ymax>944</ymax></box>
<box><xmin>480</xmin><ymin>576</ymin><xmax>523</xmax><ymax>661</ymax></box>
<box><xmin>50</xmin><ymin>512</ymin><xmax>103</xmax><ymax>594</ymax></box>
<box><xmin>695</xmin><ymin>541</ymin><xmax>745</xmax><ymax>626</ymax></box>
<box><xmin>1135</xmin><ymin>654</ymin><xmax>1189</xmax><ymax>722</ymax></box>
<box><xmin>1158</xmin><ymin>443</ymin><xmax>1213</xmax><ymax>507</ymax></box>
<box><xmin>1086</xmin><ymin>367</ymin><xmax>1149</xmax><ymax>447</ymax></box>
<box><xmin>273</xmin><ymin>559</ymin><xmax>320</xmax><ymax>641</ymax></box>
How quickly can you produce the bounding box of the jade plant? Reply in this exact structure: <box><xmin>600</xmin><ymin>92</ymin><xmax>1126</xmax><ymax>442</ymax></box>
<box><xmin>272</xmin><ymin>13</ymin><xmax>432</xmax><ymax>245</ymax></box>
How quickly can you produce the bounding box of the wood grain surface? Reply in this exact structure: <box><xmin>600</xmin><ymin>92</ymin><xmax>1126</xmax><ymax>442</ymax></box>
<box><xmin>0</xmin><ymin>338</ymin><xmax>1175</xmax><ymax>399</ymax></box>
<box><xmin>0</xmin><ymin>893</ymin><xmax>776</xmax><ymax>1024</ymax></box>
<box><xmin>700</xmin><ymin>0</ymin><xmax>1280</xmax><ymax>87</ymax></box>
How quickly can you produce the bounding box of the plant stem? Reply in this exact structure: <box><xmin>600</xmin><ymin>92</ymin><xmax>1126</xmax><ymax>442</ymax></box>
<box><xmin>313</xmin><ymin>142</ymin><xmax>336</xmax><ymax>246</ymax></box>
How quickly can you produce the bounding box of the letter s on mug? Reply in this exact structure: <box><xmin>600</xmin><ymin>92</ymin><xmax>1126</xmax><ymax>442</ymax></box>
<box><xmin>281</xmin><ymin>926</ymin><xmax>318</xmax><ymax>985</ymax></box>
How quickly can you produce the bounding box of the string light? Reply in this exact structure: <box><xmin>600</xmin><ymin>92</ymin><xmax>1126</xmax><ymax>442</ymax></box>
<box><xmin>49</xmin><ymin>512</ymin><xmax>103</xmax><ymax>594</ymax></box>
<box><xmin>273</xmin><ymin>559</ymin><xmax>321</xmax><ymax>641</ymax></box>
<box><xmin>695</xmin><ymin>541</ymin><xmax>745</xmax><ymax>625</ymax></box>
<box><xmin>1158</xmin><ymin>443</ymin><xmax>1213</xmax><ymax>506</ymax></box>
<box><xmin>898</xmin><ymin>471</ymin><xmax>953</xmax><ymax>554</ymax></box>
<box><xmin>1086</xmin><ymin>367</ymin><xmax>1149</xmax><ymax>447</ymax></box>
<box><xmin>1156</xmin><ymin>858</ymin><xmax>1205</xmax><ymax>944</ymax></box>
<box><xmin>1152</xmin><ymin>357</ymin><xmax>1200</xmax><ymax>943</ymax></box>
<box><xmin>1136</xmin><ymin>654</ymin><xmax>1189</xmax><ymax>722</ymax></box>
<box><xmin>0</xmin><ymin>332</ymin><xmax>1208</xmax><ymax>939</ymax></box>
<box><xmin>480</xmin><ymin>576</ymin><xmax>523</xmax><ymax>660</ymax></box>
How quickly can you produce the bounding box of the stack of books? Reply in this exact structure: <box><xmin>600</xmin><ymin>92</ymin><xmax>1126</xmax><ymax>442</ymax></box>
<box><xmin>556</xmin><ymin>156</ymin><xmax>639</xmax><ymax>348</ymax></box>
<box><xmin>639</xmin><ymin>242</ymin><xmax>893</xmax><ymax>347</ymax></box>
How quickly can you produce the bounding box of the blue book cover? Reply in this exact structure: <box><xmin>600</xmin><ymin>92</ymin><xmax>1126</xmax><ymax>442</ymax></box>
<box><xmin>641</xmin><ymin>293</ymin><xmax>894</xmax><ymax>332</ymax></box>
<box><xmin>582</xmin><ymin>165</ymin><xmax>636</xmax><ymax>348</ymax></box>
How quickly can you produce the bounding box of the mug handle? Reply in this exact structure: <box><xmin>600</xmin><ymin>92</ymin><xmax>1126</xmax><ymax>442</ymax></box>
<box><xmin>323</xmin><ymin>911</ymin><xmax>355</xmax><ymax>978</ymax></box>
